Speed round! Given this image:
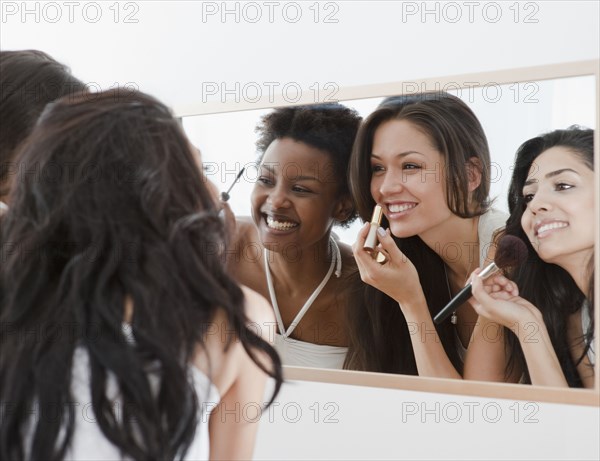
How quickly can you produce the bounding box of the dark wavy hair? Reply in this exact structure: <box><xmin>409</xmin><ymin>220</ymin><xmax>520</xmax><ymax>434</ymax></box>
<box><xmin>255</xmin><ymin>103</ymin><xmax>362</xmax><ymax>227</ymax></box>
<box><xmin>0</xmin><ymin>89</ymin><xmax>283</xmax><ymax>460</ymax></box>
<box><xmin>346</xmin><ymin>92</ymin><xmax>491</xmax><ymax>373</ymax></box>
<box><xmin>0</xmin><ymin>50</ymin><xmax>86</xmax><ymax>200</ymax></box>
<box><xmin>503</xmin><ymin>126</ymin><xmax>594</xmax><ymax>386</ymax></box>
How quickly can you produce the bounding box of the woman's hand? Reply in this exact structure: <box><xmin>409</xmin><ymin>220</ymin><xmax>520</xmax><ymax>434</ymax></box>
<box><xmin>470</xmin><ymin>270</ymin><xmax>543</xmax><ymax>336</ymax></box>
<box><xmin>352</xmin><ymin>223</ymin><xmax>424</xmax><ymax>308</ymax></box>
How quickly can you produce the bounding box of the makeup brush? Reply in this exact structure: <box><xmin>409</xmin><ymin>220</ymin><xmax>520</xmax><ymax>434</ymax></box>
<box><xmin>220</xmin><ymin>167</ymin><xmax>245</xmax><ymax>202</ymax></box>
<box><xmin>433</xmin><ymin>235</ymin><xmax>529</xmax><ymax>324</ymax></box>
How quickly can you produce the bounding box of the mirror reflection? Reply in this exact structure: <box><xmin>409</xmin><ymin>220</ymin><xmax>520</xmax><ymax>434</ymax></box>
<box><xmin>182</xmin><ymin>75</ymin><xmax>596</xmax><ymax>388</ymax></box>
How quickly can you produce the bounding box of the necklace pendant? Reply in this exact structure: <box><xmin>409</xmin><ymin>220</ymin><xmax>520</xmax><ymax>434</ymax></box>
<box><xmin>451</xmin><ymin>312</ymin><xmax>457</xmax><ymax>325</ymax></box>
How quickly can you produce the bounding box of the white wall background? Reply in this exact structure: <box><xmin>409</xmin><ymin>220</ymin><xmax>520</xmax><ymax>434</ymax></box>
<box><xmin>2</xmin><ymin>2</ymin><xmax>599</xmax><ymax>459</ymax></box>
<box><xmin>182</xmin><ymin>76</ymin><xmax>596</xmax><ymax>244</ymax></box>
<box><xmin>254</xmin><ymin>379</ymin><xmax>599</xmax><ymax>460</ymax></box>
<box><xmin>1</xmin><ymin>1</ymin><xmax>598</xmax><ymax>111</ymax></box>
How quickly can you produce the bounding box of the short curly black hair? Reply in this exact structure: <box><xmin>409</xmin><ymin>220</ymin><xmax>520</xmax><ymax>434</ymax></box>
<box><xmin>255</xmin><ymin>103</ymin><xmax>361</xmax><ymax>226</ymax></box>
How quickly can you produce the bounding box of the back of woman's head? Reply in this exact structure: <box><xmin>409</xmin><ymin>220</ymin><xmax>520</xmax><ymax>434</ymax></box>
<box><xmin>0</xmin><ymin>89</ymin><xmax>282</xmax><ymax>460</ymax></box>
<box><xmin>504</xmin><ymin>126</ymin><xmax>594</xmax><ymax>385</ymax></box>
<box><xmin>6</xmin><ymin>89</ymin><xmax>218</xmax><ymax>253</ymax></box>
<box><xmin>0</xmin><ymin>50</ymin><xmax>86</xmax><ymax>199</ymax></box>
<box><xmin>350</xmin><ymin>91</ymin><xmax>491</xmax><ymax>222</ymax></box>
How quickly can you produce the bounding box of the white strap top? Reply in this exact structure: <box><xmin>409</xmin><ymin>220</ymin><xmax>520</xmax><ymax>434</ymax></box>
<box><xmin>62</xmin><ymin>346</ymin><xmax>219</xmax><ymax>460</ymax></box>
<box><xmin>264</xmin><ymin>237</ymin><xmax>348</xmax><ymax>369</ymax></box>
<box><xmin>267</xmin><ymin>238</ymin><xmax>339</xmax><ymax>339</ymax></box>
<box><xmin>274</xmin><ymin>334</ymin><xmax>348</xmax><ymax>369</ymax></box>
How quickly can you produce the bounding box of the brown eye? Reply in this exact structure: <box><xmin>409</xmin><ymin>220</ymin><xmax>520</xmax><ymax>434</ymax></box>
<box><xmin>257</xmin><ymin>176</ymin><xmax>273</xmax><ymax>186</ymax></box>
<box><xmin>555</xmin><ymin>183</ymin><xmax>574</xmax><ymax>191</ymax></box>
<box><xmin>292</xmin><ymin>186</ymin><xmax>312</xmax><ymax>193</ymax></box>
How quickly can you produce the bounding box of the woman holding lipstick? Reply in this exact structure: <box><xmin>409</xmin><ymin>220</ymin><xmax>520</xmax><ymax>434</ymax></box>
<box><xmin>347</xmin><ymin>92</ymin><xmax>511</xmax><ymax>379</ymax></box>
<box><xmin>227</xmin><ymin>103</ymin><xmax>363</xmax><ymax>369</ymax></box>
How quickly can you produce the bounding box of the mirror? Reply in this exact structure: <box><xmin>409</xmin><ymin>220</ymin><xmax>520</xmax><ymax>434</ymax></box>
<box><xmin>180</xmin><ymin>61</ymin><xmax>599</xmax><ymax>405</ymax></box>
<box><xmin>183</xmin><ymin>74</ymin><xmax>596</xmax><ymax>246</ymax></box>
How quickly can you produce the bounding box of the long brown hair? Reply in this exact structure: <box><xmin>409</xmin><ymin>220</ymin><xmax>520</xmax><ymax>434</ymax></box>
<box><xmin>345</xmin><ymin>92</ymin><xmax>491</xmax><ymax>373</ymax></box>
<box><xmin>503</xmin><ymin>127</ymin><xmax>594</xmax><ymax>386</ymax></box>
<box><xmin>0</xmin><ymin>89</ymin><xmax>283</xmax><ymax>460</ymax></box>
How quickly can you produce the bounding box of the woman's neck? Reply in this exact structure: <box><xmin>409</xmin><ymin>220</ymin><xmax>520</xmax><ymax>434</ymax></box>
<box><xmin>557</xmin><ymin>249</ymin><xmax>594</xmax><ymax>296</ymax></box>
<box><xmin>264</xmin><ymin>234</ymin><xmax>333</xmax><ymax>297</ymax></box>
<box><xmin>420</xmin><ymin>214</ymin><xmax>481</xmax><ymax>283</ymax></box>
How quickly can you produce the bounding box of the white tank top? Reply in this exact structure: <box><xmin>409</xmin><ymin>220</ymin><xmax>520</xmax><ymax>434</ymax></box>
<box><xmin>266</xmin><ymin>237</ymin><xmax>348</xmax><ymax>369</ymax></box>
<box><xmin>274</xmin><ymin>333</ymin><xmax>348</xmax><ymax>369</ymax></box>
<box><xmin>61</xmin><ymin>347</ymin><xmax>220</xmax><ymax>460</ymax></box>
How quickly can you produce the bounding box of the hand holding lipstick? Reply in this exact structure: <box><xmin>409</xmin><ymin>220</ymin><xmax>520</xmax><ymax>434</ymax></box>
<box><xmin>362</xmin><ymin>204</ymin><xmax>388</xmax><ymax>264</ymax></box>
<box><xmin>353</xmin><ymin>222</ymin><xmax>425</xmax><ymax>309</ymax></box>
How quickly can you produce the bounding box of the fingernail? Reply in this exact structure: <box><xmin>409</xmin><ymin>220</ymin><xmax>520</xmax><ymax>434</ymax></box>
<box><xmin>377</xmin><ymin>227</ymin><xmax>386</xmax><ymax>237</ymax></box>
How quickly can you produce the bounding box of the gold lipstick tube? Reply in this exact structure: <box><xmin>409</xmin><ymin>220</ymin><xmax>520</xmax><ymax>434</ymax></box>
<box><xmin>363</xmin><ymin>204</ymin><xmax>383</xmax><ymax>252</ymax></box>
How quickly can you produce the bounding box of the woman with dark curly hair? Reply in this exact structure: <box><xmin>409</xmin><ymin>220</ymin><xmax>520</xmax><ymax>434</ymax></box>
<box><xmin>0</xmin><ymin>49</ymin><xmax>86</xmax><ymax>207</ymax></box>
<box><xmin>348</xmin><ymin>92</ymin><xmax>510</xmax><ymax>379</ymax></box>
<box><xmin>471</xmin><ymin>127</ymin><xmax>595</xmax><ymax>387</ymax></box>
<box><xmin>0</xmin><ymin>89</ymin><xmax>283</xmax><ymax>460</ymax></box>
<box><xmin>228</xmin><ymin>103</ymin><xmax>362</xmax><ymax>369</ymax></box>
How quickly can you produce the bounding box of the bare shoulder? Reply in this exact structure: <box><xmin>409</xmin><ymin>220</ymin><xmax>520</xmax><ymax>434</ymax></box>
<box><xmin>241</xmin><ymin>285</ymin><xmax>275</xmax><ymax>340</ymax></box>
<box><xmin>335</xmin><ymin>240</ymin><xmax>359</xmax><ymax>279</ymax></box>
<box><xmin>337</xmin><ymin>240</ymin><xmax>354</xmax><ymax>261</ymax></box>
<box><xmin>194</xmin><ymin>286</ymin><xmax>274</xmax><ymax>393</ymax></box>
<box><xmin>232</xmin><ymin>216</ymin><xmax>259</xmax><ymax>247</ymax></box>
<box><xmin>227</xmin><ymin>217</ymin><xmax>262</xmax><ymax>279</ymax></box>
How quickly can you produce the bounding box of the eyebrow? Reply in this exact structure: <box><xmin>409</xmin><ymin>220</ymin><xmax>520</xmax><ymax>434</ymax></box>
<box><xmin>259</xmin><ymin>164</ymin><xmax>321</xmax><ymax>182</ymax></box>
<box><xmin>371</xmin><ymin>151</ymin><xmax>425</xmax><ymax>160</ymax></box>
<box><xmin>524</xmin><ymin>168</ymin><xmax>580</xmax><ymax>186</ymax></box>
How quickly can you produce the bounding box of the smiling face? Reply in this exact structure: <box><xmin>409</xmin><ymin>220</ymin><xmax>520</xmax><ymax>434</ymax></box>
<box><xmin>369</xmin><ymin>119</ymin><xmax>456</xmax><ymax>239</ymax></box>
<box><xmin>251</xmin><ymin>137</ymin><xmax>346</xmax><ymax>252</ymax></box>
<box><xmin>521</xmin><ymin>146</ymin><xmax>595</xmax><ymax>268</ymax></box>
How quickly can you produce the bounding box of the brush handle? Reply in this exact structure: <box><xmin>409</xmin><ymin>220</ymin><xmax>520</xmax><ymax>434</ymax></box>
<box><xmin>433</xmin><ymin>263</ymin><xmax>499</xmax><ymax>324</ymax></box>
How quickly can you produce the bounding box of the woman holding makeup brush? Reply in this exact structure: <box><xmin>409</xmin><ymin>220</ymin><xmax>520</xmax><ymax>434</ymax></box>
<box><xmin>347</xmin><ymin>92</ymin><xmax>511</xmax><ymax>379</ymax></box>
<box><xmin>470</xmin><ymin>127</ymin><xmax>595</xmax><ymax>387</ymax></box>
<box><xmin>227</xmin><ymin>103</ymin><xmax>363</xmax><ymax>369</ymax></box>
